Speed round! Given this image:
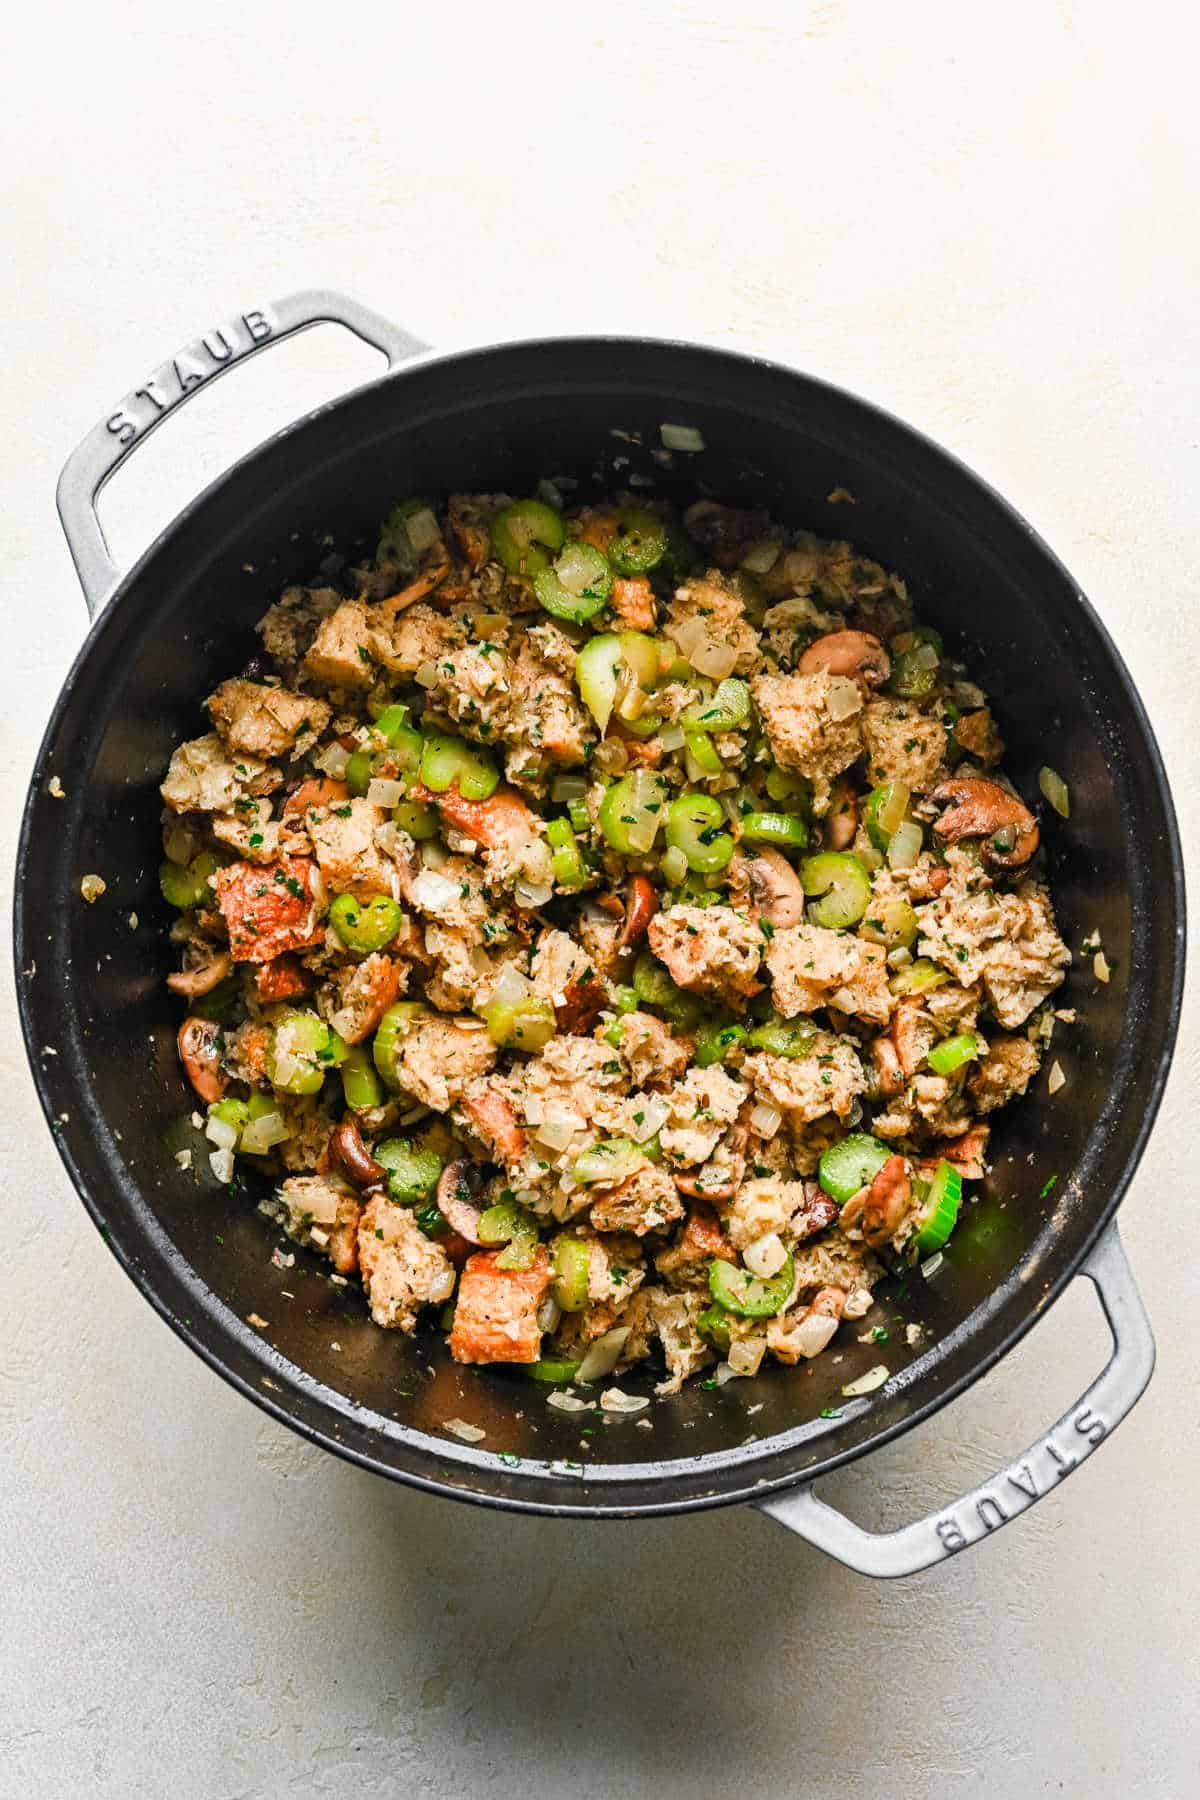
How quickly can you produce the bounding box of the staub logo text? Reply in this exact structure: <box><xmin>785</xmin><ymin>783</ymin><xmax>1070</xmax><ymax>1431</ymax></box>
<box><xmin>935</xmin><ymin>1404</ymin><xmax>1108</xmax><ymax>1555</ymax></box>
<box><xmin>105</xmin><ymin>308</ymin><xmax>277</xmax><ymax>447</ymax></box>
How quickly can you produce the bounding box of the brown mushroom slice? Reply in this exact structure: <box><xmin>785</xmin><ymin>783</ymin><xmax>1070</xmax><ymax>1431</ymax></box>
<box><xmin>860</xmin><ymin>1154</ymin><xmax>913</xmax><ymax>1248</ymax></box>
<box><xmin>329</xmin><ymin>1117</ymin><xmax>387</xmax><ymax>1188</ymax></box>
<box><xmin>177</xmin><ymin>1017</ymin><xmax>226</xmax><ymax>1104</ymax></box>
<box><xmin>824</xmin><ymin>774</ymin><xmax>859</xmax><ymax>850</ymax></box>
<box><xmin>793</xmin><ymin>1187</ymin><xmax>840</xmax><ymax>1241</ymax></box>
<box><xmin>797</xmin><ymin>629</ymin><xmax>890</xmax><ymax>688</ymax></box>
<box><xmin>167</xmin><ymin>947</ymin><xmax>232</xmax><ymax>1000</ymax></box>
<box><xmin>435</xmin><ymin>1160</ymin><xmax>488</xmax><ymax>1244</ymax></box>
<box><xmin>930</xmin><ymin>777</ymin><xmax>1039</xmax><ymax>870</ymax></box>
<box><xmin>617</xmin><ymin>874</ymin><xmax>658</xmax><ymax>950</ymax></box>
<box><xmin>376</xmin><ymin>542</ymin><xmax>452</xmax><ymax>617</ymax></box>
<box><xmin>730</xmin><ymin>846</ymin><xmax>805</xmax><ymax>929</ymax></box>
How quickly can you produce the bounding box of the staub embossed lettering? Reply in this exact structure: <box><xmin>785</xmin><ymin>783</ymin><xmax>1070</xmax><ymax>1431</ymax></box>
<box><xmin>934</xmin><ymin>1403</ymin><xmax>1110</xmax><ymax>1555</ymax></box>
<box><xmin>105</xmin><ymin>309</ymin><xmax>277</xmax><ymax>448</ymax></box>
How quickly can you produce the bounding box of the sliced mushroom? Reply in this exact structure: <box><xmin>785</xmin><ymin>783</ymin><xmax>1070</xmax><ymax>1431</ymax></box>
<box><xmin>891</xmin><ymin>999</ymin><xmax>934</xmax><ymax>1081</ymax></box>
<box><xmin>329</xmin><ymin>1117</ymin><xmax>387</xmax><ymax>1188</ymax></box>
<box><xmin>797</xmin><ymin>629</ymin><xmax>890</xmax><ymax>688</ymax></box>
<box><xmin>730</xmin><ymin>845</ymin><xmax>804</xmax><ymax>929</ymax></box>
<box><xmin>930</xmin><ymin>777</ymin><xmax>1039</xmax><ymax>870</ymax></box>
<box><xmin>377</xmin><ymin>541</ymin><xmax>452</xmax><ymax>617</ymax></box>
<box><xmin>435</xmin><ymin>1159</ymin><xmax>488</xmax><ymax>1243</ymax></box>
<box><xmin>555</xmin><ymin>969</ymin><xmax>606</xmax><ymax>1036</ymax></box>
<box><xmin>953</xmin><ymin>707</ymin><xmax>1004</xmax><ymax>767</ymax></box>
<box><xmin>446</xmin><ymin>493</ymin><xmax>493</xmax><ymax>570</ymax></box>
<box><xmin>793</xmin><ymin>1187</ymin><xmax>840</xmax><ymax>1241</ymax></box>
<box><xmin>859</xmin><ymin>1154</ymin><xmax>913</xmax><ymax>1248</ymax></box>
<box><xmin>803</xmin><ymin>1284</ymin><xmax>847</xmax><ymax>1322</ymax></box>
<box><xmin>167</xmin><ymin>947</ymin><xmax>232</xmax><ymax>1000</ymax></box>
<box><xmin>617</xmin><ymin>874</ymin><xmax>658</xmax><ymax>950</ymax></box>
<box><xmin>920</xmin><ymin>1122</ymin><xmax>990</xmax><ymax>1182</ymax></box>
<box><xmin>683</xmin><ymin>500</ymin><xmax>771</xmax><ymax>569</ymax></box>
<box><xmin>869</xmin><ymin>1033</ymin><xmax>906</xmax><ymax>1098</ymax></box>
<box><xmin>177</xmin><ymin>1017</ymin><xmax>226</xmax><ymax>1104</ymax></box>
<box><xmin>824</xmin><ymin>774</ymin><xmax>858</xmax><ymax>850</ymax></box>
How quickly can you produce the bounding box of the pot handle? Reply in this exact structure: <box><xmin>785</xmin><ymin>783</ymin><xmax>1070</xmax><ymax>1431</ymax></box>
<box><xmin>55</xmin><ymin>289</ymin><xmax>429</xmax><ymax>617</ymax></box>
<box><xmin>756</xmin><ymin>1221</ymin><xmax>1154</xmax><ymax>1577</ymax></box>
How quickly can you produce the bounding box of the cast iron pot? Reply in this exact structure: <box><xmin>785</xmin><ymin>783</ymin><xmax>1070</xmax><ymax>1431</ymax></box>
<box><xmin>17</xmin><ymin>290</ymin><xmax>1184</xmax><ymax>1577</ymax></box>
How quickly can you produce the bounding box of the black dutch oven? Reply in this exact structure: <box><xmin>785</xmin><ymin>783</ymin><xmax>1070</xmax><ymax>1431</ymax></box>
<box><xmin>17</xmin><ymin>290</ymin><xmax>1184</xmax><ymax>1576</ymax></box>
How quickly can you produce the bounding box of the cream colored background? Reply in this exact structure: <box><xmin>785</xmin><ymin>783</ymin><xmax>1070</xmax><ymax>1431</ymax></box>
<box><xmin>2</xmin><ymin>2</ymin><xmax>1197</xmax><ymax>1794</ymax></box>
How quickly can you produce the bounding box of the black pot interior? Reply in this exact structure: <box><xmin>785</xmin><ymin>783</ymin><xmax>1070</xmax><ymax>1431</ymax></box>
<box><xmin>18</xmin><ymin>339</ymin><xmax>1182</xmax><ymax>1514</ymax></box>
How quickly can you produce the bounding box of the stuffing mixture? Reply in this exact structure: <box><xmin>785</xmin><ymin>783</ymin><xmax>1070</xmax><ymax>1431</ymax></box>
<box><xmin>159</xmin><ymin>489</ymin><xmax>1070</xmax><ymax>1396</ymax></box>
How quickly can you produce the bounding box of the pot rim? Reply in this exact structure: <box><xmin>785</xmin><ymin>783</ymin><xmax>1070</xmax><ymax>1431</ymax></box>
<box><xmin>16</xmin><ymin>332</ymin><xmax>1186</xmax><ymax>1516</ymax></box>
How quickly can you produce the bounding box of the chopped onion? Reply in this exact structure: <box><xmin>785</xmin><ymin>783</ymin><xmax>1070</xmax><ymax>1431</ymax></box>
<box><xmin>660</xmin><ymin>845</ymin><xmax>689</xmax><ymax>886</ymax></box>
<box><xmin>513</xmin><ymin>878</ymin><xmax>554</xmax><ymax>910</ymax></box>
<box><xmin>366</xmin><ymin>777</ymin><xmax>404</xmax><ymax>809</ymax></box>
<box><xmin>656</xmin><ymin>722</ymin><xmax>685</xmax><ymax>752</ymax></box>
<box><xmin>209</xmin><ymin>1147</ymin><xmax>235</xmax><ymax>1184</ymax></box>
<box><xmin>1048</xmin><ymin>1059</ymin><xmax>1066</xmax><ymax>1095</ymax></box>
<box><xmin>887</xmin><ymin>946</ymin><xmax>913</xmax><ymax>969</ymax></box>
<box><xmin>953</xmin><ymin>680</ymin><xmax>986</xmax><ymax>709</ymax></box>
<box><xmin>535</xmin><ymin>478</ymin><xmax>564</xmax><ymax>511</ymax></box>
<box><xmin>1039</xmin><ymin>766</ymin><xmax>1070</xmax><ymax>818</ymax></box>
<box><xmin>690</xmin><ymin>637</ymin><xmax>738</xmax><ymax>679</ymax></box>
<box><xmin>744</xmin><ymin>1233</ymin><xmax>787</xmax><ymax>1279</ymax></box>
<box><xmin>205</xmin><ymin>1113</ymin><xmax>239</xmax><ymax>1151</ymax></box>
<box><xmin>789</xmin><ymin>1312</ymin><xmax>839</xmax><ymax>1358</ymax></box>
<box><xmin>599</xmin><ymin>1387</ymin><xmax>649</xmax><ymax>1413</ymax></box>
<box><xmin>713</xmin><ymin>1361</ymin><xmax>737</xmax><ymax>1386</ymax></box>
<box><xmin>414</xmin><ymin>659</ymin><xmax>438</xmax><ymax>689</ymax></box>
<box><xmin>405</xmin><ymin>507</ymin><xmax>441</xmax><ymax>553</ymax></box>
<box><xmin>313</xmin><ymin>740</ymin><xmax>351</xmax><ymax>779</ymax></box>
<box><xmin>843</xmin><ymin>1286</ymin><xmax>873</xmax><ymax>1319</ymax></box>
<box><xmin>628</xmin><ymin>1097</ymin><xmax>668</xmax><ymax>1143</ymax></box>
<box><xmin>577</xmin><ymin>1326</ymin><xmax>632</xmax><ymax>1382</ymax></box>
<box><xmin>420</xmin><ymin>837</ymin><xmax>449</xmax><ymax>869</ymax></box>
<box><xmin>1094</xmin><ymin>951</ymin><xmax>1110</xmax><ymax>984</ymax></box>
<box><xmin>660</xmin><ymin>422</ymin><xmax>706</xmax><ymax>452</ymax></box>
<box><xmin>742</xmin><ymin>539</ymin><xmax>781</xmax><ymax>574</ymax></box>
<box><xmin>920</xmin><ymin>1252</ymin><xmax>945</xmax><ymax>1279</ymax></box>
<box><xmin>444</xmin><ymin>1418</ymin><xmax>487</xmax><ymax>1443</ymax></box>
<box><xmin>410</xmin><ymin>869</ymin><xmax>460</xmax><ymax>912</ymax></box>
<box><xmin>537</xmin><ymin>1297</ymin><xmax>562</xmax><ymax>1334</ymax></box>
<box><xmin>474</xmin><ymin>612</ymin><xmax>508</xmax><ymax>636</ymax></box>
<box><xmin>728</xmin><ymin>1335</ymin><xmax>767</xmax><ymax>1378</ymax></box>
<box><xmin>535</xmin><ymin>1118</ymin><xmax>576</xmax><ymax>1152</ymax></box>
<box><xmin>841</xmin><ymin>1363</ymin><xmax>889</xmax><ymax>1397</ymax></box>
<box><xmin>825</xmin><ymin>676</ymin><xmax>863</xmax><ymax>721</ymax></box>
<box><xmin>163</xmin><ymin>821</ymin><xmax>197</xmax><ymax>866</ymax></box>
<box><xmin>547</xmin><ymin>1390</ymin><xmax>594</xmax><ymax>1414</ymax></box>
<box><xmin>240</xmin><ymin>1110</ymin><xmax>290</xmax><ymax>1154</ymax></box>
<box><xmin>887</xmin><ymin>819</ymin><xmax>924</xmax><ymax>870</ymax></box>
<box><xmin>550</xmin><ymin>774</ymin><xmax>588</xmax><ymax>803</ymax></box>
<box><xmin>749</xmin><ymin>1100</ymin><xmax>782</xmax><ymax>1138</ymax></box>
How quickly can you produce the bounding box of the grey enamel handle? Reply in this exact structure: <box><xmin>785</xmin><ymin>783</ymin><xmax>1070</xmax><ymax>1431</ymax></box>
<box><xmin>56</xmin><ymin>288</ymin><xmax>429</xmax><ymax>616</ymax></box>
<box><xmin>757</xmin><ymin>1222</ymin><xmax>1154</xmax><ymax>1577</ymax></box>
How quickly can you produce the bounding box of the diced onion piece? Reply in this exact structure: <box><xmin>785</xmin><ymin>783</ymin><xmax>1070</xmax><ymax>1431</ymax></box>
<box><xmin>661</xmin><ymin>845</ymin><xmax>689</xmax><ymax>886</ymax></box>
<box><xmin>728</xmin><ymin>1335</ymin><xmax>767</xmax><ymax>1377</ymax></box>
<box><xmin>366</xmin><ymin>777</ymin><xmax>405</xmax><ymax>808</ymax></box>
<box><xmin>240</xmin><ymin>1110</ymin><xmax>290</xmax><ymax>1154</ymax></box>
<box><xmin>410</xmin><ymin>869</ymin><xmax>461</xmax><ymax>912</ymax></box>
<box><xmin>656</xmin><ymin>722</ymin><xmax>685</xmax><ymax>752</ymax></box>
<box><xmin>841</xmin><ymin>1363</ymin><xmax>889</xmax><ymax>1397</ymax></box>
<box><xmin>537</xmin><ymin>1297</ymin><xmax>562</xmax><ymax>1334</ymax></box>
<box><xmin>825</xmin><ymin>676</ymin><xmax>863</xmax><ymax>722</ymax></box>
<box><xmin>628</xmin><ymin>1097</ymin><xmax>668</xmax><ymax>1143</ymax></box>
<box><xmin>163</xmin><ymin>821</ymin><xmax>196</xmax><ymax>865</ymax></box>
<box><xmin>205</xmin><ymin>1113</ymin><xmax>239</xmax><ymax>1151</ymax></box>
<box><xmin>912</xmin><ymin>642</ymin><xmax>939</xmax><ymax>671</ymax></box>
<box><xmin>419</xmin><ymin>838</ymin><xmax>449</xmax><ymax>869</ymax></box>
<box><xmin>690</xmin><ymin>637</ymin><xmax>738</xmax><ymax>679</ymax></box>
<box><xmin>314</xmin><ymin>741</ymin><xmax>350</xmax><ymax>778</ymax></box>
<box><xmin>887</xmin><ymin>946</ymin><xmax>913</xmax><ymax>969</ymax></box>
<box><xmin>551</xmin><ymin>774</ymin><xmax>588</xmax><ymax>803</ymax></box>
<box><xmin>749</xmin><ymin>1101</ymin><xmax>782</xmax><ymax>1138</ymax></box>
<box><xmin>1047</xmin><ymin>1059</ymin><xmax>1066</xmax><ymax>1095</ymax></box>
<box><xmin>547</xmin><ymin>1390</ymin><xmax>594</xmax><ymax>1413</ymax></box>
<box><xmin>534</xmin><ymin>1118</ymin><xmax>576</xmax><ymax>1152</ymax></box>
<box><xmin>1039</xmin><ymin>766</ymin><xmax>1070</xmax><ymax>818</ymax></box>
<box><xmin>744</xmin><ymin>1233</ymin><xmax>787</xmax><ymax>1279</ymax></box>
<box><xmin>444</xmin><ymin>1418</ymin><xmax>487</xmax><ymax>1443</ymax></box>
<box><xmin>920</xmin><ymin>1252</ymin><xmax>945</xmax><ymax>1279</ymax></box>
<box><xmin>209</xmin><ymin>1147</ymin><xmax>235</xmax><ymax>1184</ymax></box>
<box><xmin>1094</xmin><ymin>951</ymin><xmax>1110</xmax><ymax>983</ymax></box>
<box><xmin>577</xmin><ymin>1326</ymin><xmax>632</xmax><ymax>1382</ymax></box>
<box><xmin>599</xmin><ymin>1387</ymin><xmax>649</xmax><ymax>1413</ymax></box>
<box><xmin>789</xmin><ymin>1312</ymin><xmax>839</xmax><ymax>1358</ymax></box>
<box><xmin>490</xmin><ymin>963</ymin><xmax>531</xmax><ymax>1009</ymax></box>
<box><xmin>513</xmin><ymin>878</ymin><xmax>554</xmax><ymax>910</ymax></box>
<box><xmin>742</xmin><ymin>539</ymin><xmax>781</xmax><ymax>574</ymax></box>
<box><xmin>405</xmin><ymin>506</ymin><xmax>441</xmax><ymax>553</ymax></box>
<box><xmin>713</xmin><ymin>1361</ymin><xmax>737</xmax><ymax>1386</ymax></box>
<box><xmin>660</xmin><ymin>422</ymin><xmax>706</xmax><ymax>452</ymax></box>
<box><xmin>414</xmin><ymin>660</ymin><xmax>438</xmax><ymax>689</ymax></box>
<box><xmin>887</xmin><ymin>819</ymin><xmax>924</xmax><ymax>870</ymax></box>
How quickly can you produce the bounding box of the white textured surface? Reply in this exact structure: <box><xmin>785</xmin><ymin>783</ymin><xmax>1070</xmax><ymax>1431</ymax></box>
<box><xmin>2</xmin><ymin>2</ymin><xmax>1197</xmax><ymax>1794</ymax></box>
